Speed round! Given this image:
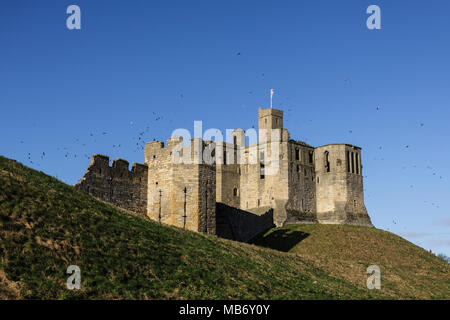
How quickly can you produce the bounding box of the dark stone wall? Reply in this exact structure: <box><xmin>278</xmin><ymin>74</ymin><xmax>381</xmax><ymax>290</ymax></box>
<box><xmin>216</xmin><ymin>203</ymin><xmax>274</xmax><ymax>242</ymax></box>
<box><xmin>75</xmin><ymin>154</ymin><xmax>148</xmax><ymax>216</ymax></box>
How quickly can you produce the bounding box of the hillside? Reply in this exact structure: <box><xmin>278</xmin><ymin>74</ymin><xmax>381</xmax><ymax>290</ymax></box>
<box><xmin>250</xmin><ymin>224</ymin><xmax>450</xmax><ymax>299</ymax></box>
<box><xmin>0</xmin><ymin>156</ymin><xmax>448</xmax><ymax>299</ymax></box>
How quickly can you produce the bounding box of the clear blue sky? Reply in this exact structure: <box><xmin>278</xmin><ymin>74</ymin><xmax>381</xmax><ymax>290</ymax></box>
<box><xmin>1</xmin><ymin>0</ymin><xmax>449</xmax><ymax>256</ymax></box>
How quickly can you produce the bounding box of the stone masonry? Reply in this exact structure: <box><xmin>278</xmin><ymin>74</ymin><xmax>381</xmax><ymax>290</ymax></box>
<box><xmin>75</xmin><ymin>107</ymin><xmax>373</xmax><ymax>242</ymax></box>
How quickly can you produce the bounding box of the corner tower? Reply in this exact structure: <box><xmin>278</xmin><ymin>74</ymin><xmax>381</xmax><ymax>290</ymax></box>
<box><xmin>314</xmin><ymin>144</ymin><xmax>372</xmax><ymax>226</ymax></box>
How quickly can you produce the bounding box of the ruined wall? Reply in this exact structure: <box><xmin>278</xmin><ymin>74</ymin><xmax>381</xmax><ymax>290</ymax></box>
<box><xmin>75</xmin><ymin>154</ymin><xmax>148</xmax><ymax>216</ymax></box>
<box><xmin>314</xmin><ymin>144</ymin><xmax>372</xmax><ymax>226</ymax></box>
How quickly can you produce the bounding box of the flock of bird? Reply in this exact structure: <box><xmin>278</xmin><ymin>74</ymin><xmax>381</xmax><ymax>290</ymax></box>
<box><xmin>16</xmin><ymin>54</ymin><xmax>446</xmax><ymax>229</ymax></box>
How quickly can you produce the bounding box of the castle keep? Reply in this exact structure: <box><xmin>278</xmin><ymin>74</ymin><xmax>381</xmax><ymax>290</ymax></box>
<box><xmin>75</xmin><ymin>107</ymin><xmax>372</xmax><ymax>242</ymax></box>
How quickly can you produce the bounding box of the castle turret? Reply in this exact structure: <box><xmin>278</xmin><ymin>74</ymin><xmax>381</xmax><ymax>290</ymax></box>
<box><xmin>258</xmin><ymin>108</ymin><xmax>283</xmax><ymax>144</ymax></box>
<box><xmin>314</xmin><ymin>144</ymin><xmax>372</xmax><ymax>226</ymax></box>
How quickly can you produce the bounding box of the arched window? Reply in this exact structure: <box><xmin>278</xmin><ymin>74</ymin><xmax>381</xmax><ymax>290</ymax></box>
<box><xmin>324</xmin><ymin>151</ymin><xmax>330</xmax><ymax>172</ymax></box>
<box><xmin>233</xmin><ymin>187</ymin><xmax>238</xmax><ymax>197</ymax></box>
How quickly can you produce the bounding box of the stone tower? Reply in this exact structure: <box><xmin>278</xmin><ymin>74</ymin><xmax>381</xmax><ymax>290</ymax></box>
<box><xmin>144</xmin><ymin>137</ymin><xmax>217</xmax><ymax>234</ymax></box>
<box><xmin>314</xmin><ymin>144</ymin><xmax>371</xmax><ymax>226</ymax></box>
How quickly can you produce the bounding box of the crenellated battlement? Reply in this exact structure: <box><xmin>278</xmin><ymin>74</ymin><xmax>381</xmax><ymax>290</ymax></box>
<box><xmin>75</xmin><ymin>154</ymin><xmax>148</xmax><ymax>216</ymax></box>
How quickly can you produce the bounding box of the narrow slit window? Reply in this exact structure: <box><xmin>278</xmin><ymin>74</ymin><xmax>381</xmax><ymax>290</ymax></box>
<box><xmin>351</xmin><ymin>152</ymin><xmax>355</xmax><ymax>173</ymax></box>
<box><xmin>346</xmin><ymin>151</ymin><xmax>350</xmax><ymax>172</ymax></box>
<box><xmin>324</xmin><ymin>151</ymin><xmax>330</xmax><ymax>172</ymax></box>
<box><xmin>260</xmin><ymin>152</ymin><xmax>265</xmax><ymax>179</ymax></box>
<box><xmin>355</xmin><ymin>153</ymin><xmax>360</xmax><ymax>175</ymax></box>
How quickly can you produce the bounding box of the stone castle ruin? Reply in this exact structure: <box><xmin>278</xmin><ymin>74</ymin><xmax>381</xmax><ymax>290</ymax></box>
<box><xmin>75</xmin><ymin>107</ymin><xmax>372</xmax><ymax>242</ymax></box>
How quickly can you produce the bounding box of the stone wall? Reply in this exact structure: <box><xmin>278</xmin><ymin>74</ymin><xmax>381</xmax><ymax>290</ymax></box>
<box><xmin>74</xmin><ymin>154</ymin><xmax>148</xmax><ymax>216</ymax></box>
<box><xmin>285</xmin><ymin>141</ymin><xmax>317</xmax><ymax>223</ymax></box>
<box><xmin>216</xmin><ymin>203</ymin><xmax>274</xmax><ymax>243</ymax></box>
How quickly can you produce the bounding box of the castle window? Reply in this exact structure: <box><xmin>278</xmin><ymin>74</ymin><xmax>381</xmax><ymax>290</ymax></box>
<box><xmin>324</xmin><ymin>151</ymin><xmax>330</xmax><ymax>172</ymax></box>
<box><xmin>183</xmin><ymin>187</ymin><xmax>187</xmax><ymax>229</ymax></box>
<box><xmin>258</xmin><ymin>199</ymin><xmax>260</xmax><ymax>207</ymax></box>
<box><xmin>153</xmin><ymin>155</ymin><xmax>156</xmax><ymax>159</ymax></box>
<box><xmin>233</xmin><ymin>136</ymin><xmax>237</xmax><ymax>145</ymax></box>
<box><xmin>260</xmin><ymin>152</ymin><xmax>265</xmax><ymax>179</ymax></box>
<box><xmin>295</xmin><ymin>148</ymin><xmax>300</xmax><ymax>160</ymax></box>
<box><xmin>356</xmin><ymin>153</ymin><xmax>360</xmax><ymax>175</ymax></box>
<box><xmin>317</xmin><ymin>177</ymin><xmax>320</xmax><ymax>184</ymax></box>
<box><xmin>351</xmin><ymin>152</ymin><xmax>355</xmax><ymax>174</ymax></box>
<box><xmin>346</xmin><ymin>151</ymin><xmax>350</xmax><ymax>172</ymax></box>
<box><xmin>309</xmin><ymin>151</ymin><xmax>313</xmax><ymax>164</ymax></box>
<box><xmin>155</xmin><ymin>181</ymin><xmax>158</xmax><ymax>185</ymax></box>
<box><xmin>99</xmin><ymin>169</ymin><xmax>102</xmax><ymax>175</ymax></box>
<box><xmin>223</xmin><ymin>151</ymin><xmax>227</xmax><ymax>165</ymax></box>
<box><xmin>296</xmin><ymin>165</ymin><xmax>300</xmax><ymax>173</ymax></box>
<box><xmin>233</xmin><ymin>187</ymin><xmax>239</xmax><ymax>197</ymax></box>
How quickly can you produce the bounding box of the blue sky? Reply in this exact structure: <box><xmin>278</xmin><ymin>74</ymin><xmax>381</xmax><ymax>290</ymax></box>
<box><xmin>1</xmin><ymin>0</ymin><xmax>449</xmax><ymax>256</ymax></box>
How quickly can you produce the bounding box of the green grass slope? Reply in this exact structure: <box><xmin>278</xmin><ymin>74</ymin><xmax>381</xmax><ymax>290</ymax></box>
<box><xmin>251</xmin><ymin>224</ymin><xmax>450</xmax><ymax>299</ymax></box>
<box><xmin>0</xmin><ymin>156</ymin><xmax>448</xmax><ymax>299</ymax></box>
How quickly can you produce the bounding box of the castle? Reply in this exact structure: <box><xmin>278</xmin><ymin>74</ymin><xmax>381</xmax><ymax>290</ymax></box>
<box><xmin>75</xmin><ymin>107</ymin><xmax>372</xmax><ymax>242</ymax></box>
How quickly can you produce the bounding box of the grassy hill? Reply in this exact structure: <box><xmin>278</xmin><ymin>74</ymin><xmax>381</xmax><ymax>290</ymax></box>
<box><xmin>250</xmin><ymin>224</ymin><xmax>449</xmax><ymax>299</ymax></box>
<box><xmin>0</xmin><ymin>156</ymin><xmax>448</xmax><ymax>299</ymax></box>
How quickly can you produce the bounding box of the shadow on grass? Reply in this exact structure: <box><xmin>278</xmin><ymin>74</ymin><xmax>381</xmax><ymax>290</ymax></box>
<box><xmin>250</xmin><ymin>229</ymin><xmax>310</xmax><ymax>252</ymax></box>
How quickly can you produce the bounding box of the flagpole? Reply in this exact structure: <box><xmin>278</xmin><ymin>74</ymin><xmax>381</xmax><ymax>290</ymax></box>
<box><xmin>270</xmin><ymin>89</ymin><xmax>273</xmax><ymax>109</ymax></box>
